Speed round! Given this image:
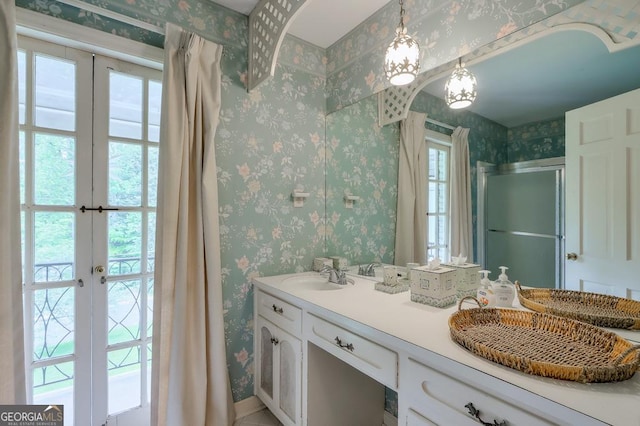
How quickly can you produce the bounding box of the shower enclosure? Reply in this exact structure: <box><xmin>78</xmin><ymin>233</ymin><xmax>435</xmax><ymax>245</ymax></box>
<box><xmin>477</xmin><ymin>158</ymin><xmax>564</xmax><ymax>289</ymax></box>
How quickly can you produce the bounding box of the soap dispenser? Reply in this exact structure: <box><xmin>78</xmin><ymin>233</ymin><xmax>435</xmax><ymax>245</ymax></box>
<box><xmin>493</xmin><ymin>266</ymin><xmax>515</xmax><ymax>308</ymax></box>
<box><xmin>476</xmin><ymin>270</ymin><xmax>495</xmax><ymax>308</ymax></box>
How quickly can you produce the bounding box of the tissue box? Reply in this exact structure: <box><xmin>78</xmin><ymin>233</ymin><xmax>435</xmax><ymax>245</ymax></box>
<box><xmin>410</xmin><ymin>265</ymin><xmax>457</xmax><ymax>308</ymax></box>
<box><xmin>442</xmin><ymin>262</ymin><xmax>482</xmax><ymax>299</ymax></box>
<box><xmin>313</xmin><ymin>257</ymin><xmax>332</xmax><ymax>272</ymax></box>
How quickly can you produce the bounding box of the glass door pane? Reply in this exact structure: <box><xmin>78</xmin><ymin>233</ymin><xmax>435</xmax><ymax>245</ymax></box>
<box><xmin>93</xmin><ymin>57</ymin><xmax>160</xmax><ymax>422</ymax></box>
<box><xmin>19</xmin><ymin>36</ymin><xmax>94</xmax><ymax>426</ymax></box>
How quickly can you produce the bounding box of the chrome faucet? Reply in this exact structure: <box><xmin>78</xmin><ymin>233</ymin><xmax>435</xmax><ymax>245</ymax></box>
<box><xmin>358</xmin><ymin>262</ymin><xmax>380</xmax><ymax>277</ymax></box>
<box><xmin>320</xmin><ymin>265</ymin><xmax>353</xmax><ymax>285</ymax></box>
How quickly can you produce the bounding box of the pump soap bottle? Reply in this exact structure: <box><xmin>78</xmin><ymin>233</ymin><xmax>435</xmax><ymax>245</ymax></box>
<box><xmin>493</xmin><ymin>266</ymin><xmax>515</xmax><ymax>308</ymax></box>
<box><xmin>476</xmin><ymin>270</ymin><xmax>495</xmax><ymax>308</ymax></box>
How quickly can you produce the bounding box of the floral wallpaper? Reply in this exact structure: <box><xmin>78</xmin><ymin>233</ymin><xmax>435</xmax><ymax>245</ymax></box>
<box><xmin>15</xmin><ymin>0</ymin><xmax>577</xmax><ymax>415</ymax></box>
<box><xmin>325</xmin><ymin>95</ymin><xmax>399</xmax><ymax>265</ymax></box>
<box><xmin>216</xmin><ymin>48</ymin><xmax>327</xmax><ymax>401</ymax></box>
<box><xmin>507</xmin><ymin>117</ymin><xmax>565</xmax><ymax>162</ymax></box>
<box><xmin>325</xmin><ymin>0</ymin><xmax>585</xmax><ymax>113</ymax></box>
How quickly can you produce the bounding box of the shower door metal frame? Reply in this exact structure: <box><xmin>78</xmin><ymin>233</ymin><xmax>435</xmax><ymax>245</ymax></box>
<box><xmin>477</xmin><ymin>157</ymin><xmax>565</xmax><ymax>289</ymax></box>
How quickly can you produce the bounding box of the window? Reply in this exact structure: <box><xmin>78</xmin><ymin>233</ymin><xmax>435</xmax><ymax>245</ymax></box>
<box><xmin>426</xmin><ymin>136</ymin><xmax>451</xmax><ymax>261</ymax></box>
<box><xmin>18</xmin><ymin>34</ymin><xmax>161</xmax><ymax>426</ymax></box>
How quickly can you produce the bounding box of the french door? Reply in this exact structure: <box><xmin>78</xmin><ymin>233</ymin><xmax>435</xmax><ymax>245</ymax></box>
<box><xmin>18</xmin><ymin>36</ymin><xmax>161</xmax><ymax>426</ymax></box>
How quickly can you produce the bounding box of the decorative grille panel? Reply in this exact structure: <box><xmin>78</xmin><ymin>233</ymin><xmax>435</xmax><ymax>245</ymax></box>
<box><xmin>248</xmin><ymin>0</ymin><xmax>308</xmax><ymax>91</ymax></box>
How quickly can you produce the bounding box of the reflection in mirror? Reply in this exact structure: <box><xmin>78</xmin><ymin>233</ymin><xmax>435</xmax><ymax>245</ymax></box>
<box><xmin>415</xmin><ymin>28</ymin><xmax>640</xmax><ymax>289</ymax></box>
<box><xmin>328</xmin><ymin>28</ymin><xmax>640</xmax><ymax>289</ymax></box>
<box><xmin>325</xmin><ymin>94</ymin><xmax>399</xmax><ymax>275</ymax></box>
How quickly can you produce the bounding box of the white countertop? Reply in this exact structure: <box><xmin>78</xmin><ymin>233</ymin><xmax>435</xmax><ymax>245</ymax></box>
<box><xmin>253</xmin><ymin>272</ymin><xmax>640</xmax><ymax>426</ymax></box>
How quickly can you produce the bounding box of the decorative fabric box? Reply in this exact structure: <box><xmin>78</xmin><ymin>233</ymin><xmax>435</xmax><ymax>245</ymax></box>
<box><xmin>410</xmin><ymin>265</ymin><xmax>457</xmax><ymax>308</ymax></box>
<box><xmin>442</xmin><ymin>262</ymin><xmax>482</xmax><ymax>299</ymax></box>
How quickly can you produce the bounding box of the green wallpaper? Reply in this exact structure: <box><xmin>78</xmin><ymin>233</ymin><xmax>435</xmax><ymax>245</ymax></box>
<box><xmin>507</xmin><ymin>117</ymin><xmax>566</xmax><ymax>162</ymax></box>
<box><xmin>216</xmin><ymin>47</ymin><xmax>326</xmax><ymax>400</ymax></box>
<box><xmin>325</xmin><ymin>95</ymin><xmax>400</xmax><ymax>265</ymax></box>
<box><xmin>15</xmin><ymin>0</ymin><xmax>575</xmax><ymax>409</ymax></box>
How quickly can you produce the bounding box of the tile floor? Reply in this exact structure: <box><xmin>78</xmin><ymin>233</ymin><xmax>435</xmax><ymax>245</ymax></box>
<box><xmin>234</xmin><ymin>408</ymin><xmax>282</xmax><ymax>426</ymax></box>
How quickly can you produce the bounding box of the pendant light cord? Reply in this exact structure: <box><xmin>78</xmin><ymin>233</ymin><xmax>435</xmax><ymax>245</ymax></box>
<box><xmin>398</xmin><ymin>0</ymin><xmax>406</xmax><ymax>30</ymax></box>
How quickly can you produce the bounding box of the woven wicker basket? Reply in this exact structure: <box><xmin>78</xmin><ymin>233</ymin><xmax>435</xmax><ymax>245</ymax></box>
<box><xmin>449</xmin><ymin>297</ymin><xmax>640</xmax><ymax>383</ymax></box>
<box><xmin>515</xmin><ymin>282</ymin><xmax>640</xmax><ymax>330</ymax></box>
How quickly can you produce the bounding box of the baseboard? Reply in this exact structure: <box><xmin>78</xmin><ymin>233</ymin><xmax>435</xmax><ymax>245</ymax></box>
<box><xmin>234</xmin><ymin>396</ymin><xmax>266</xmax><ymax>420</ymax></box>
<box><xmin>383</xmin><ymin>410</ymin><xmax>398</xmax><ymax>426</ymax></box>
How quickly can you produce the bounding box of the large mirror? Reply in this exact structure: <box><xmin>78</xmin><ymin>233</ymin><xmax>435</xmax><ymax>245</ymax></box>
<box><xmin>328</xmin><ymin>26</ymin><xmax>640</xmax><ymax>287</ymax></box>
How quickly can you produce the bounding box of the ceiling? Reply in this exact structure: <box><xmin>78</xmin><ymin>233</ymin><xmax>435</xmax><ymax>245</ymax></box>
<box><xmin>210</xmin><ymin>0</ymin><xmax>640</xmax><ymax>128</ymax></box>
<box><xmin>213</xmin><ymin>0</ymin><xmax>390</xmax><ymax>48</ymax></box>
<box><xmin>424</xmin><ymin>30</ymin><xmax>640</xmax><ymax>127</ymax></box>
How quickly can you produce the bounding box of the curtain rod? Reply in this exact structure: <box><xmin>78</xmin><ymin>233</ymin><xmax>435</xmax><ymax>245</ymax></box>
<box><xmin>56</xmin><ymin>0</ymin><xmax>165</xmax><ymax>35</ymax></box>
<box><xmin>425</xmin><ymin>117</ymin><xmax>456</xmax><ymax>130</ymax></box>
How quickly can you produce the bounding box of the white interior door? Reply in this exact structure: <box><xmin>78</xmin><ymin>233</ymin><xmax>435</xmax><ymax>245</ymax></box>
<box><xmin>19</xmin><ymin>35</ymin><xmax>161</xmax><ymax>426</ymax></box>
<box><xmin>565</xmin><ymin>87</ymin><xmax>640</xmax><ymax>300</ymax></box>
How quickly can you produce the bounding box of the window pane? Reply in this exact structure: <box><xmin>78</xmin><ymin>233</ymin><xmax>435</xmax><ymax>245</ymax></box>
<box><xmin>428</xmin><ymin>182</ymin><xmax>436</xmax><ymax>213</ymax></box>
<box><xmin>108</xmin><ymin>211</ymin><xmax>142</xmax><ymax>275</ymax></box>
<box><xmin>147</xmin><ymin>212</ymin><xmax>155</xmax><ymax>273</ymax></box>
<box><xmin>18</xmin><ymin>50</ymin><xmax>26</xmax><ymax>124</ymax></box>
<box><xmin>428</xmin><ymin>215</ymin><xmax>436</xmax><ymax>247</ymax></box>
<box><xmin>109</xmin><ymin>142</ymin><xmax>142</xmax><ymax>206</ymax></box>
<box><xmin>35</xmin><ymin>54</ymin><xmax>75</xmax><ymax>131</ymax></box>
<box><xmin>19</xmin><ymin>131</ymin><xmax>25</xmax><ymax>204</ymax></box>
<box><xmin>34</xmin><ymin>212</ymin><xmax>75</xmax><ymax>282</ymax></box>
<box><xmin>108</xmin><ymin>279</ymin><xmax>141</xmax><ymax>345</ymax></box>
<box><xmin>108</xmin><ymin>347</ymin><xmax>141</xmax><ymax>414</ymax></box>
<box><xmin>34</xmin><ymin>133</ymin><xmax>75</xmax><ymax>206</ymax></box>
<box><xmin>438</xmin><ymin>150</ymin><xmax>448</xmax><ymax>180</ymax></box>
<box><xmin>148</xmin><ymin>146</ymin><xmax>158</xmax><ymax>207</ymax></box>
<box><xmin>428</xmin><ymin>149</ymin><xmax>437</xmax><ymax>179</ymax></box>
<box><xmin>147</xmin><ymin>344</ymin><xmax>152</xmax><ymax>403</ymax></box>
<box><xmin>33</xmin><ymin>286</ymin><xmax>74</xmax><ymax>360</ymax></box>
<box><xmin>148</xmin><ymin>80</ymin><xmax>161</xmax><ymax>142</ymax></box>
<box><xmin>438</xmin><ymin>182</ymin><xmax>447</xmax><ymax>212</ymax></box>
<box><xmin>147</xmin><ymin>278</ymin><xmax>154</xmax><ymax>338</ymax></box>
<box><xmin>110</xmin><ymin>72</ymin><xmax>142</xmax><ymax>139</ymax></box>
<box><xmin>33</xmin><ymin>362</ymin><xmax>74</xmax><ymax>426</ymax></box>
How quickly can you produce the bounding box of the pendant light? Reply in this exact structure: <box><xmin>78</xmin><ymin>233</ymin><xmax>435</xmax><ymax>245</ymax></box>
<box><xmin>384</xmin><ymin>0</ymin><xmax>420</xmax><ymax>86</ymax></box>
<box><xmin>445</xmin><ymin>59</ymin><xmax>478</xmax><ymax>109</ymax></box>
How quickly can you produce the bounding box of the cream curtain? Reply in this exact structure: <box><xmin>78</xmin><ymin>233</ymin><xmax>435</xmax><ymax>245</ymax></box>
<box><xmin>151</xmin><ymin>23</ymin><xmax>235</xmax><ymax>426</ymax></box>
<box><xmin>450</xmin><ymin>127</ymin><xmax>473</xmax><ymax>261</ymax></box>
<box><xmin>394</xmin><ymin>111</ymin><xmax>427</xmax><ymax>266</ymax></box>
<box><xmin>0</xmin><ymin>2</ymin><xmax>26</xmax><ymax>405</ymax></box>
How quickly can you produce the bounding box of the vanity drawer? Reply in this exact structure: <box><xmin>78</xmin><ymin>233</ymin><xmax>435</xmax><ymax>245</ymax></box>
<box><xmin>402</xmin><ymin>357</ymin><xmax>601</xmax><ymax>426</ymax></box>
<box><xmin>306</xmin><ymin>313</ymin><xmax>397</xmax><ymax>389</ymax></box>
<box><xmin>256</xmin><ymin>290</ymin><xmax>302</xmax><ymax>336</ymax></box>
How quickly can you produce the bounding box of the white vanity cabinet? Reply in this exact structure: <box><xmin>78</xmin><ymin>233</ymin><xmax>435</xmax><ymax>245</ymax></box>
<box><xmin>252</xmin><ymin>273</ymin><xmax>638</xmax><ymax>426</ymax></box>
<box><xmin>254</xmin><ymin>290</ymin><xmax>303</xmax><ymax>426</ymax></box>
<box><xmin>399</xmin><ymin>355</ymin><xmax>603</xmax><ymax>426</ymax></box>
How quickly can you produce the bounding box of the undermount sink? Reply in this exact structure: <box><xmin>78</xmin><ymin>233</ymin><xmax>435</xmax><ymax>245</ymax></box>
<box><xmin>280</xmin><ymin>274</ymin><xmax>345</xmax><ymax>291</ymax></box>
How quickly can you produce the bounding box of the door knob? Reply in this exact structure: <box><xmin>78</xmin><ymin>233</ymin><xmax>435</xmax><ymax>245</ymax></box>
<box><xmin>566</xmin><ymin>253</ymin><xmax>578</xmax><ymax>261</ymax></box>
<box><xmin>95</xmin><ymin>265</ymin><xmax>105</xmax><ymax>273</ymax></box>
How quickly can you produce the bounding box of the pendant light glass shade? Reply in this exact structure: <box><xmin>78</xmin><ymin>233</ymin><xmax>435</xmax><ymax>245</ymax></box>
<box><xmin>384</xmin><ymin>0</ymin><xmax>420</xmax><ymax>86</ymax></box>
<box><xmin>445</xmin><ymin>60</ymin><xmax>477</xmax><ymax>109</ymax></box>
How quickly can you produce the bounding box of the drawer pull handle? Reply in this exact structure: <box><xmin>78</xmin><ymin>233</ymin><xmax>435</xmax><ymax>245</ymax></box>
<box><xmin>334</xmin><ymin>337</ymin><xmax>354</xmax><ymax>352</ymax></box>
<box><xmin>465</xmin><ymin>403</ymin><xmax>506</xmax><ymax>426</ymax></box>
<box><xmin>272</xmin><ymin>304</ymin><xmax>283</xmax><ymax>314</ymax></box>
<box><xmin>270</xmin><ymin>337</ymin><xmax>279</xmax><ymax>345</ymax></box>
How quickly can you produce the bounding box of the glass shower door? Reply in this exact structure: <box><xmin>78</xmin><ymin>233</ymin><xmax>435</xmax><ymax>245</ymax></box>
<box><xmin>479</xmin><ymin>160</ymin><xmax>564</xmax><ymax>288</ymax></box>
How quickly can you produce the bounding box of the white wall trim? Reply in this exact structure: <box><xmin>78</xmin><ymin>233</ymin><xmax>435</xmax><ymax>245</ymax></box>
<box><xmin>234</xmin><ymin>396</ymin><xmax>266</xmax><ymax>421</ymax></box>
<box><xmin>16</xmin><ymin>8</ymin><xmax>163</xmax><ymax>70</ymax></box>
<box><xmin>383</xmin><ymin>410</ymin><xmax>398</xmax><ymax>426</ymax></box>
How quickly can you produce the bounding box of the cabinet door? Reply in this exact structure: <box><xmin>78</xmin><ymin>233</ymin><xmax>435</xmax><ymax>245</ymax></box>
<box><xmin>257</xmin><ymin>321</ymin><xmax>275</xmax><ymax>400</ymax></box>
<box><xmin>278</xmin><ymin>335</ymin><xmax>301</xmax><ymax>424</ymax></box>
<box><xmin>256</xmin><ymin>316</ymin><xmax>302</xmax><ymax>426</ymax></box>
